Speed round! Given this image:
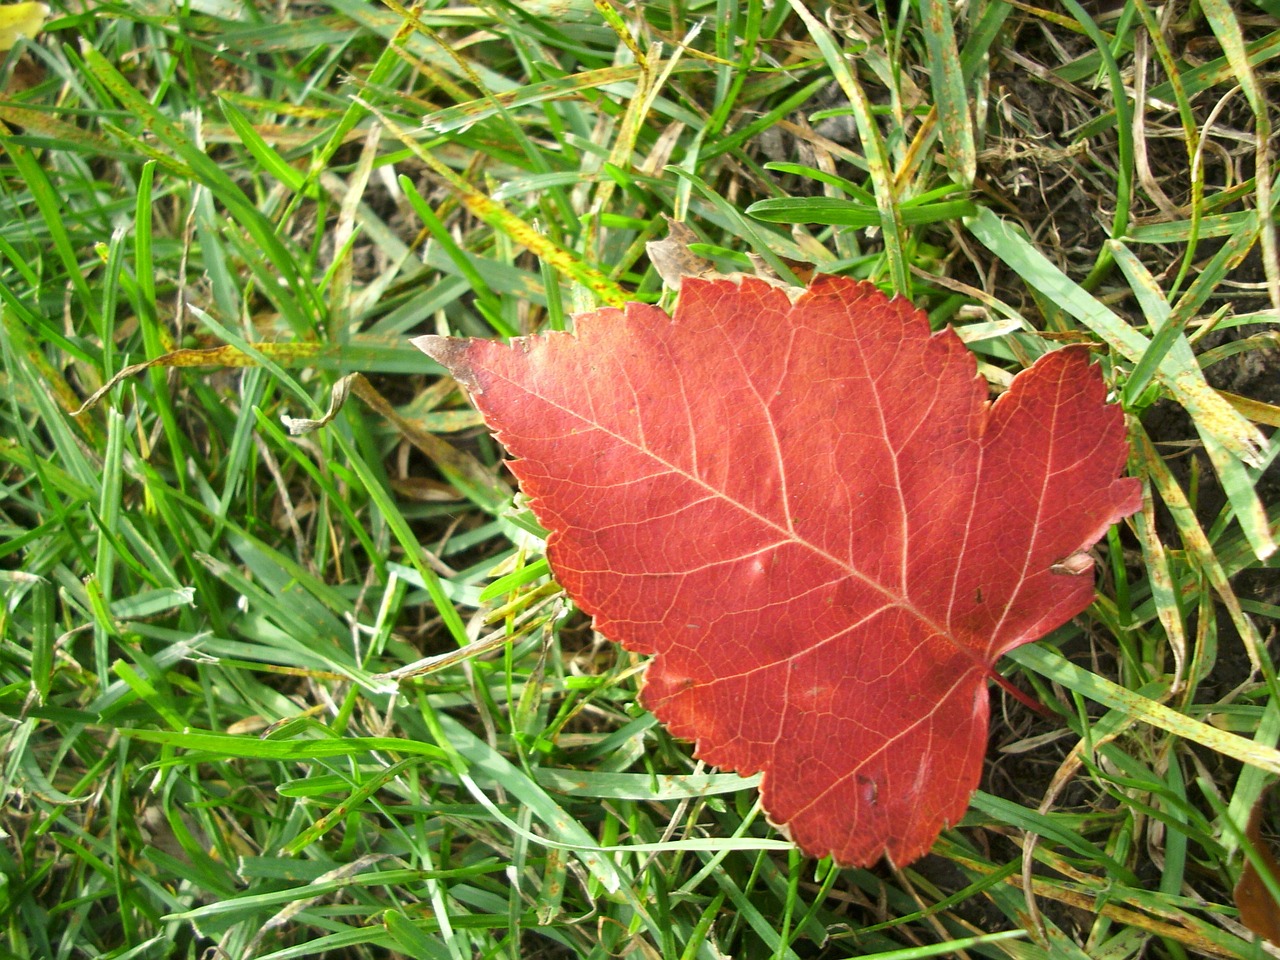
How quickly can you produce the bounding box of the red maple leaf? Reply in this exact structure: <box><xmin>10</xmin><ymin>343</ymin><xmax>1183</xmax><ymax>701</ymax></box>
<box><xmin>414</xmin><ymin>276</ymin><xmax>1141</xmax><ymax>867</ymax></box>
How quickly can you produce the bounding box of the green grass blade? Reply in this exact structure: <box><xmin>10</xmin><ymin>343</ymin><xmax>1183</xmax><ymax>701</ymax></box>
<box><xmin>919</xmin><ymin>0</ymin><xmax>975</xmax><ymax>186</ymax></box>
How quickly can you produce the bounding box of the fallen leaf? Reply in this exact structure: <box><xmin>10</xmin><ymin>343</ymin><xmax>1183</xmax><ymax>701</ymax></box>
<box><xmin>1235</xmin><ymin>785</ymin><xmax>1280</xmax><ymax>946</ymax></box>
<box><xmin>414</xmin><ymin>275</ymin><xmax>1140</xmax><ymax>866</ymax></box>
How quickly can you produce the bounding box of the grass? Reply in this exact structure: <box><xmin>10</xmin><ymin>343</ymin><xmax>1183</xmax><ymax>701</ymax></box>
<box><xmin>1</xmin><ymin>1</ymin><xmax>1278</xmax><ymax>958</ymax></box>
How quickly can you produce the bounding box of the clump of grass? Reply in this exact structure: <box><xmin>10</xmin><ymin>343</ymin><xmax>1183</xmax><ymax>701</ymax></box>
<box><xmin>1</xmin><ymin>2</ymin><xmax>1277</xmax><ymax>959</ymax></box>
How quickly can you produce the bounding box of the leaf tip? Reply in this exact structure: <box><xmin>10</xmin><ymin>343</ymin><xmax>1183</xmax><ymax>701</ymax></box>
<box><xmin>1050</xmin><ymin>551</ymin><xmax>1094</xmax><ymax>577</ymax></box>
<box><xmin>412</xmin><ymin>335</ymin><xmax>480</xmax><ymax>393</ymax></box>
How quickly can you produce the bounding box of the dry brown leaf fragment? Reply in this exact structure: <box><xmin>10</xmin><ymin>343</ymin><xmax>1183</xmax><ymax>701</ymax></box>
<box><xmin>1235</xmin><ymin>785</ymin><xmax>1280</xmax><ymax>946</ymax></box>
<box><xmin>644</xmin><ymin>216</ymin><xmax>719</xmax><ymax>290</ymax></box>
